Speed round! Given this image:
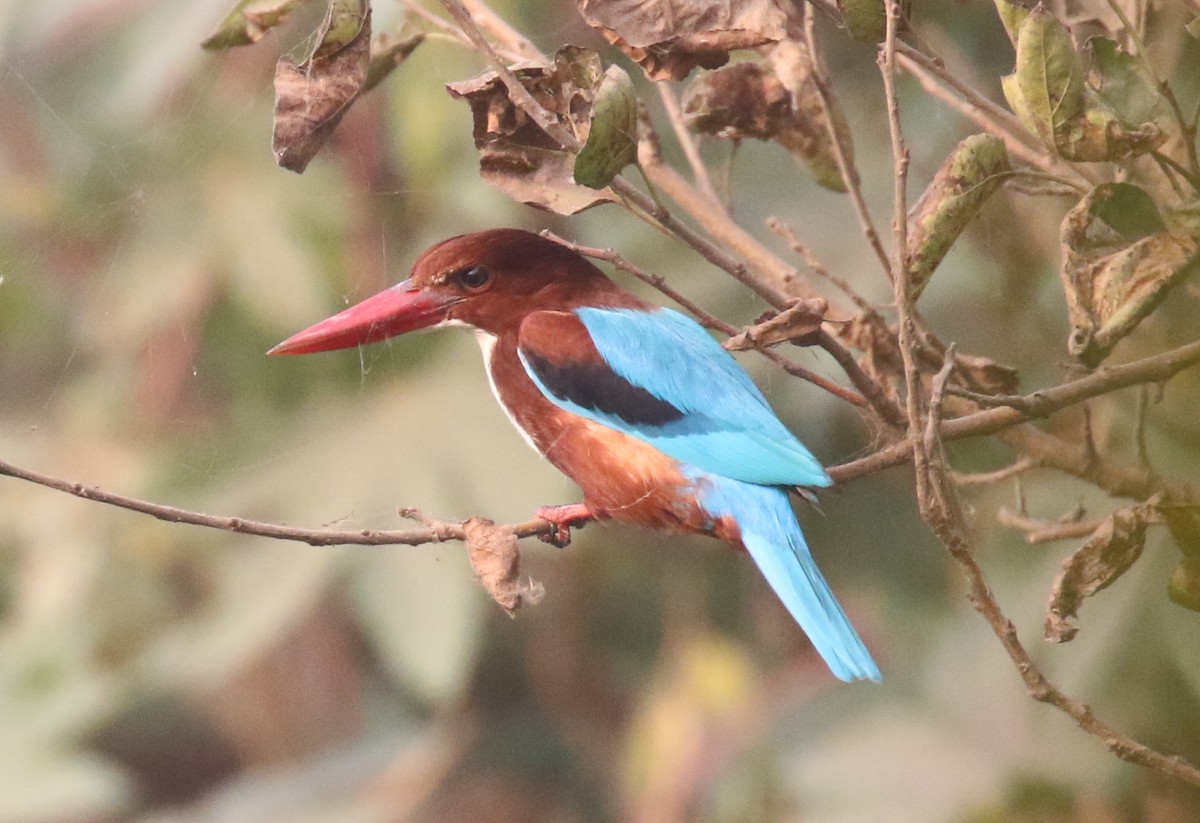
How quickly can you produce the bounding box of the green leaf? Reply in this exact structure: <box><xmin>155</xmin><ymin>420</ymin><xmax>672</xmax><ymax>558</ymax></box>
<box><xmin>906</xmin><ymin>133</ymin><xmax>1010</xmax><ymax>298</ymax></box>
<box><xmin>1187</xmin><ymin>16</ymin><xmax>1200</xmax><ymax>40</ymax></box>
<box><xmin>574</xmin><ymin>65</ymin><xmax>638</xmax><ymax>189</ymax></box>
<box><xmin>992</xmin><ymin>0</ymin><xmax>1032</xmax><ymax>45</ymax></box>
<box><xmin>1169</xmin><ymin>561</ymin><xmax>1200</xmax><ymax>611</ymax></box>
<box><xmin>363</xmin><ymin>33</ymin><xmax>424</xmax><ymax>93</ymax></box>
<box><xmin>201</xmin><ymin>0</ymin><xmax>314</xmax><ymax>50</ymax></box>
<box><xmin>1086</xmin><ymin>36</ymin><xmax>1163</xmax><ymax>126</ymax></box>
<box><xmin>837</xmin><ymin>0</ymin><xmax>887</xmax><ymax>43</ymax></box>
<box><xmin>1012</xmin><ymin>6</ymin><xmax>1085</xmax><ymax>146</ymax></box>
<box><xmin>310</xmin><ymin>0</ymin><xmax>368</xmax><ymax>60</ymax></box>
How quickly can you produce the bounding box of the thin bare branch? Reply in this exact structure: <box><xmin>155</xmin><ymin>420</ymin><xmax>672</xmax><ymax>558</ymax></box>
<box><xmin>0</xmin><ymin>457</ymin><xmax>556</xmax><ymax>546</ymax></box>
<box><xmin>950</xmin><ymin>458</ymin><xmax>1035</xmax><ymax>486</ymax></box>
<box><xmin>997</xmin><ymin>506</ymin><xmax>1105</xmax><ymax>544</ymax></box>
<box><xmin>656</xmin><ymin>82</ymin><xmax>721</xmax><ymax>204</ymax></box>
<box><xmin>831</xmin><ymin>336</ymin><xmax>1200</xmax><ymax>484</ymax></box>
<box><xmin>801</xmin><ymin>9</ymin><xmax>893</xmax><ymax>280</ymax></box>
<box><xmin>767</xmin><ymin>216</ymin><xmax>875</xmax><ymax>312</ymax></box>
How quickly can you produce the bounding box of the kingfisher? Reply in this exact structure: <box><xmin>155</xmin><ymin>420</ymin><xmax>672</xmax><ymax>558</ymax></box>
<box><xmin>271</xmin><ymin>229</ymin><xmax>880</xmax><ymax>682</ymax></box>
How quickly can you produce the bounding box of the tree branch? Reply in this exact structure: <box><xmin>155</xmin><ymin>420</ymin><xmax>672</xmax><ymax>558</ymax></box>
<box><xmin>0</xmin><ymin>456</ymin><xmax>556</xmax><ymax>547</ymax></box>
<box><xmin>831</xmin><ymin>337</ymin><xmax>1200</xmax><ymax>484</ymax></box>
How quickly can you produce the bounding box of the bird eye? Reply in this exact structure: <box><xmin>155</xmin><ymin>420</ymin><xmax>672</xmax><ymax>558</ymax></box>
<box><xmin>456</xmin><ymin>265</ymin><xmax>491</xmax><ymax>291</ymax></box>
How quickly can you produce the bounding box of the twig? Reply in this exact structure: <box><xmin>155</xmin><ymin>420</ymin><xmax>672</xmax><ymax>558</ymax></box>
<box><xmin>439</xmin><ymin>0</ymin><xmax>580</xmax><ymax>151</ymax></box>
<box><xmin>767</xmin><ymin>216</ymin><xmax>875</xmax><ymax>312</ymax></box>
<box><xmin>946</xmin><ymin>384</ymin><xmax>1055</xmax><ymax>414</ymax></box>
<box><xmin>801</xmin><ymin>9</ymin><xmax>893</xmax><ymax>280</ymax></box>
<box><xmin>950</xmin><ymin>458</ymin><xmax>1035</xmax><ymax>486</ymax></box>
<box><xmin>460</xmin><ymin>0</ymin><xmax>543</xmax><ymax>60</ymax></box>
<box><xmin>539</xmin><ymin>231</ymin><xmax>869</xmax><ymax>408</ymax></box>
<box><xmin>398</xmin><ymin>0</ymin><xmax>473</xmax><ymax>48</ymax></box>
<box><xmin>925</xmin><ymin>344</ymin><xmax>957</xmax><ymax>459</ymax></box>
<box><xmin>830</xmin><ymin>336</ymin><xmax>1200</xmax><ymax>484</ymax></box>
<box><xmin>656</xmin><ymin>82</ymin><xmax>721</xmax><ymax>204</ymax></box>
<box><xmin>0</xmin><ymin>457</ymin><xmax>555</xmax><ymax>546</ymax></box>
<box><xmin>815</xmin><ymin>330</ymin><xmax>907</xmax><ymax>428</ymax></box>
<box><xmin>996</xmin><ymin>507</ymin><xmax>1104</xmax><ymax>544</ymax></box>
<box><xmin>927</xmin><ymin>487</ymin><xmax>1200</xmax><ymax>786</ymax></box>
<box><xmin>880</xmin><ymin>0</ymin><xmax>921</xmax><ymax>444</ymax></box>
<box><xmin>633</xmin><ymin>152</ymin><xmax>824</xmax><ymax>307</ymax></box>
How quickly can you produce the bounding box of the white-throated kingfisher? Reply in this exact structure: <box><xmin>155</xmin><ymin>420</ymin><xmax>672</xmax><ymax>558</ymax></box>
<box><xmin>271</xmin><ymin>229</ymin><xmax>880</xmax><ymax>682</ymax></box>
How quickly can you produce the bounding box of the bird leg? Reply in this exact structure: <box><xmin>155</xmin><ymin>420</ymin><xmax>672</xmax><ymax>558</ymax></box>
<box><xmin>534</xmin><ymin>503</ymin><xmax>595</xmax><ymax>547</ymax></box>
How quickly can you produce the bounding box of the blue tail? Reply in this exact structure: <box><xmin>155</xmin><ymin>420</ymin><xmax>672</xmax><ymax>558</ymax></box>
<box><xmin>691</xmin><ymin>472</ymin><xmax>881</xmax><ymax>682</ymax></box>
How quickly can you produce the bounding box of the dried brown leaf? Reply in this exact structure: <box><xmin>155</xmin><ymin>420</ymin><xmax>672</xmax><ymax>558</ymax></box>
<box><xmin>1045</xmin><ymin>500</ymin><xmax>1157</xmax><ymax>642</ymax></box>
<box><xmin>681</xmin><ymin>41</ymin><xmax>849</xmax><ymax>191</ymax></box>
<box><xmin>272</xmin><ymin>1</ymin><xmax>370</xmax><ymax>173</ymax></box>
<box><xmin>446</xmin><ymin>47</ymin><xmax>618</xmax><ymax>214</ymax></box>
<box><xmin>463</xmin><ymin>517</ymin><xmax>544</xmax><ymax>615</ymax></box>
<box><xmin>682</xmin><ymin>62</ymin><xmax>792</xmax><ymax>141</ymax></box>
<box><xmin>576</xmin><ymin>0</ymin><xmax>786</xmax><ymax>81</ymax></box>
<box><xmin>724</xmin><ymin>298</ymin><xmax>828</xmax><ymax>351</ymax></box>
<box><xmin>1061</xmin><ymin>183</ymin><xmax>1200</xmax><ymax>365</ymax></box>
<box><xmin>841</xmin><ymin>310</ymin><xmax>903</xmax><ymax>400</ymax></box>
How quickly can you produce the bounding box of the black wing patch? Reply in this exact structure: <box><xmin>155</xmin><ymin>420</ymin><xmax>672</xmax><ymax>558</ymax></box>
<box><xmin>523</xmin><ymin>351</ymin><xmax>685</xmax><ymax>427</ymax></box>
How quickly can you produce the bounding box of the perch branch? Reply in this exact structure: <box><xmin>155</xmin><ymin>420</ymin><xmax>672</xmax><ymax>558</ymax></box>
<box><xmin>0</xmin><ymin>457</ymin><xmax>555</xmax><ymax>547</ymax></box>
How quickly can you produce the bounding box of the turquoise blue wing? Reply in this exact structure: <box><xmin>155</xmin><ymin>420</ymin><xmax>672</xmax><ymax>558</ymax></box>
<box><xmin>517</xmin><ymin>307</ymin><xmax>831</xmax><ymax>488</ymax></box>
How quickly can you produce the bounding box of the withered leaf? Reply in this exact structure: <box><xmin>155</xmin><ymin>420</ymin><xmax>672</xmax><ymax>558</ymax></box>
<box><xmin>446</xmin><ymin>47</ymin><xmax>618</xmax><ymax>214</ymax></box>
<box><xmin>272</xmin><ymin>0</ymin><xmax>370</xmax><ymax>174</ymax></box>
<box><xmin>463</xmin><ymin>517</ymin><xmax>544</xmax><ymax>615</ymax></box>
<box><xmin>681</xmin><ymin>41</ymin><xmax>850</xmax><ymax>191</ymax></box>
<box><xmin>841</xmin><ymin>309</ymin><xmax>902</xmax><ymax>400</ymax></box>
<box><xmin>906</xmin><ymin>133</ymin><xmax>1010</xmax><ymax>299</ymax></box>
<box><xmin>202</xmin><ymin>0</ymin><xmax>314</xmax><ymax>50</ymax></box>
<box><xmin>682</xmin><ymin>62</ymin><xmax>791</xmax><ymax>141</ymax></box>
<box><xmin>952</xmin><ymin>350</ymin><xmax>1020</xmax><ymax>395</ymax></box>
<box><xmin>1060</xmin><ymin>183</ymin><xmax>1199</xmax><ymax>365</ymax></box>
<box><xmin>576</xmin><ymin>0</ymin><xmax>786</xmax><ymax>81</ymax></box>
<box><xmin>724</xmin><ymin>298</ymin><xmax>828</xmax><ymax>351</ymax></box>
<box><xmin>1046</xmin><ymin>500</ymin><xmax>1157</xmax><ymax>642</ymax></box>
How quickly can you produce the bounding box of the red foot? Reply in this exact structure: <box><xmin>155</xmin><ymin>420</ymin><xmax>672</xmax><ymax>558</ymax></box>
<box><xmin>534</xmin><ymin>503</ymin><xmax>595</xmax><ymax>548</ymax></box>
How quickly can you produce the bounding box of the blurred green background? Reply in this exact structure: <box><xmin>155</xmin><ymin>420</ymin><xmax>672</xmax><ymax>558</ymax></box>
<box><xmin>1</xmin><ymin>1</ymin><xmax>1198</xmax><ymax>821</ymax></box>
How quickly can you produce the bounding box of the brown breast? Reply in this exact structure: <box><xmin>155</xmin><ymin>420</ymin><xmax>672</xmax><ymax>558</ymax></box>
<box><xmin>482</xmin><ymin>332</ymin><xmax>710</xmax><ymax>534</ymax></box>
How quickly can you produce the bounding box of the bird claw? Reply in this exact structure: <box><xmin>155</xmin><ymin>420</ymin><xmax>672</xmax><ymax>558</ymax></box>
<box><xmin>534</xmin><ymin>503</ymin><xmax>593</xmax><ymax>548</ymax></box>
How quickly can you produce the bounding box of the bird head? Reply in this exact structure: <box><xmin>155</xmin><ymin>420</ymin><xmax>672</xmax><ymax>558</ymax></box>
<box><xmin>269</xmin><ymin>229</ymin><xmax>629</xmax><ymax>355</ymax></box>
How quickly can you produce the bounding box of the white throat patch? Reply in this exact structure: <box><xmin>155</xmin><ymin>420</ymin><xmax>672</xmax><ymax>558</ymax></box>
<box><xmin>474</xmin><ymin>331</ymin><xmax>542</xmax><ymax>456</ymax></box>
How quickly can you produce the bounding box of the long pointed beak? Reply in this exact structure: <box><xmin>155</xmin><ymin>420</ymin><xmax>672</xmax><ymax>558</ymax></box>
<box><xmin>268</xmin><ymin>279</ymin><xmax>458</xmax><ymax>356</ymax></box>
